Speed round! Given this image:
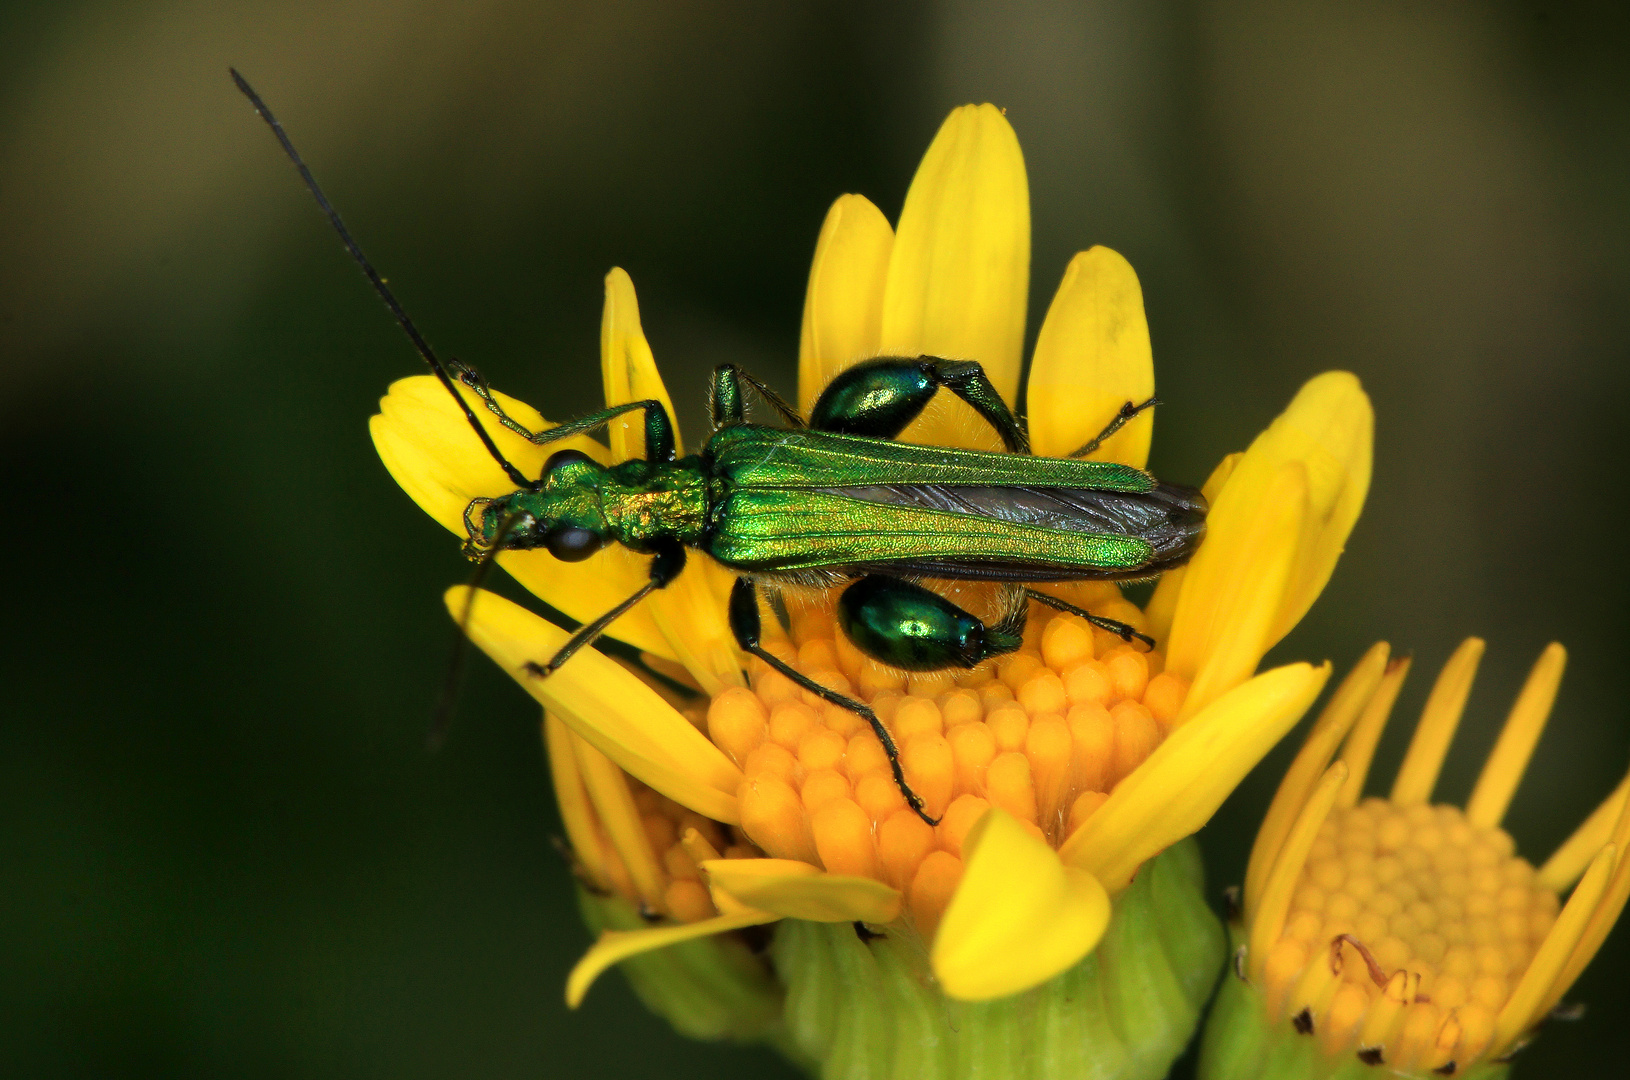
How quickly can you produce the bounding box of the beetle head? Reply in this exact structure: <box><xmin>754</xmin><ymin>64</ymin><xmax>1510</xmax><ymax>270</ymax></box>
<box><xmin>461</xmin><ymin>449</ymin><xmax>610</xmax><ymax>561</ymax></box>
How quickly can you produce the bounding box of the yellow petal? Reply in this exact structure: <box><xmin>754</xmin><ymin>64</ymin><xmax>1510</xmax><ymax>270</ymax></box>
<box><xmin>680</xmin><ymin>827</ymin><xmax>723</xmax><ymax>866</ymax></box>
<box><xmin>598</xmin><ymin>269</ymin><xmax>744</xmax><ymax>692</ymax></box>
<box><xmin>881</xmin><ymin>104</ymin><xmax>1028</xmax><ymax>450</ymax></box>
<box><xmin>702</xmin><ymin>858</ymin><xmax>902</xmax><ymax>923</ymax></box>
<box><xmin>1390</xmin><ymin>637</ymin><xmax>1485</xmax><ymax>806</ymax></box>
<box><xmin>447</xmin><ymin>587</ymin><xmax>742</xmax><ymax>823</ymax></box>
<box><xmin>1026</xmin><ymin>247</ymin><xmax>1155</xmax><ymax>467</ymax></box>
<box><xmin>1061</xmin><ymin>661</ymin><xmax>1331</xmax><ymax>892</ymax></box>
<box><xmin>1213</xmin><ymin>371</ymin><xmax>1371</xmax><ymax>647</ymax></box>
<box><xmin>1546</xmin><ymin>765</ymin><xmax>1630</xmax><ymax>1012</ymax></box>
<box><xmin>1144</xmin><ymin>451</ymin><xmax>1240</xmax><ymax>645</ymax></box>
<box><xmin>1247</xmin><ymin>761</ymin><xmax>1348</xmax><ymax>983</ymax></box>
<box><xmin>1466</xmin><ymin>642</ymin><xmax>1567</xmax><ymax>828</ymax></box>
<box><xmin>601</xmin><ymin>266</ymin><xmax>685</xmax><ymax>458</ymax></box>
<box><xmin>1175</xmin><ymin>463</ymin><xmax>1308</xmax><ymax>716</ymax></box>
<box><xmin>569</xmin><ymin>728</ymin><xmax>668</xmax><ymax>911</ymax></box>
<box><xmin>1539</xmin><ymin>769</ymin><xmax>1630</xmax><ymax>892</ymax></box>
<box><xmin>1266</xmin><ymin>373</ymin><xmax>1372</xmax><ymax>643</ymax></box>
<box><xmin>543</xmin><ymin>713</ymin><xmax>611</xmax><ymax>891</ymax></box>
<box><xmin>1164</xmin><ymin>372</ymin><xmax>1371</xmax><ymax>681</ymax></box>
<box><xmin>1494</xmin><ymin>843</ymin><xmax>1617</xmax><ymax>1055</ymax></box>
<box><xmin>371</xmin><ymin>374</ymin><xmax>560</xmax><ymax>525</ymax></box>
<box><xmin>1244</xmin><ymin>642</ymin><xmax>1389</xmax><ymax>922</ymax></box>
<box><xmin>1335</xmin><ymin>655</ymin><xmax>1412</xmax><ymax>807</ymax></box>
<box><xmin>565</xmin><ymin>910</ymin><xmax>781</xmax><ymax>1008</ymax></box>
<box><xmin>798</xmin><ymin>194</ymin><xmax>894</xmax><ymax>411</ymax></box>
<box><xmin>932</xmin><ymin>809</ymin><xmax>1110</xmax><ymax>1001</ymax></box>
<box><xmin>371</xmin><ymin>375</ymin><xmax>675</xmax><ymax>660</ymax></box>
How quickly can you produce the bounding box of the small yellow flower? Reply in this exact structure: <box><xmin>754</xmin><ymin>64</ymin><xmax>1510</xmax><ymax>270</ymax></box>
<box><xmin>370</xmin><ymin>104</ymin><xmax>1372</xmax><ymax>1019</ymax></box>
<box><xmin>1205</xmin><ymin>640</ymin><xmax>1630</xmax><ymax>1078</ymax></box>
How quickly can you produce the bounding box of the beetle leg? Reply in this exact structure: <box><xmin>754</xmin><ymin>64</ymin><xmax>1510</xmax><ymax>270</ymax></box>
<box><xmin>1067</xmin><ymin>397</ymin><xmax>1159</xmax><ymax>459</ymax></box>
<box><xmin>524</xmin><ymin>542</ymin><xmax>687</xmax><ymax>677</ymax></box>
<box><xmin>836</xmin><ymin>575</ymin><xmax>1024</xmax><ymax>671</ymax></box>
<box><xmin>1024</xmin><ymin>587</ymin><xmax>1156</xmax><ymax>651</ymax></box>
<box><xmin>808</xmin><ymin>356</ymin><xmax>1029</xmax><ymax>452</ymax></box>
<box><xmin>710</xmin><ymin>364</ymin><xmax>806</xmax><ymax>430</ymax></box>
<box><xmin>530</xmin><ymin>400</ymin><xmax>676</xmax><ymax>466</ymax></box>
<box><xmin>448</xmin><ymin>360</ymin><xmax>543</xmax><ymax>443</ymax></box>
<box><xmin>448</xmin><ymin>364</ymin><xmax>677</xmax><ymax>469</ymax></box>
<box><xmin>728</xmin><ymin>577</ymin><xmax>939</xmax><ymax>827</ymax></box>
<box><xmin>928</xmin><ymin>358</ymin><xmax>1030</xmax><ymax>453</ymax></box>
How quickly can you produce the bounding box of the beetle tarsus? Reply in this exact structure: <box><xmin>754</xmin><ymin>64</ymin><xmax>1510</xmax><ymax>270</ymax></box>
<box><xmin>1069</xmin><ymin>396</ymin><xmax>1160</xmax><ymax>458</ymax></box>
<box><xmin>1024</xmin><ymin>588</ymin><xmax>1158</xmax><ymax>652</ymax></box>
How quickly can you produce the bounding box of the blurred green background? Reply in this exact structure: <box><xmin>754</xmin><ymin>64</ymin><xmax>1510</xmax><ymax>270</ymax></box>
<box><xmin>3</xmin><ymin>1</ymin><xmax>1628</xmax><ymax>1076</ymax></box>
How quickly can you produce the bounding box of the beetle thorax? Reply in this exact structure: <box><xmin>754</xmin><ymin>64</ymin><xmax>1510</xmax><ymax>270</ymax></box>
<box><xmin>599</xmin><ymin>458</ymin><xmax>710</xmax><ymax>550</ymax></box>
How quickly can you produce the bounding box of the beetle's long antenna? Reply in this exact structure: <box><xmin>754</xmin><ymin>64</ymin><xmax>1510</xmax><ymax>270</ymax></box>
<box><xmin>428</xmin><ymin>512</ymin><xmax>525</xmax><ymax>749</ymax></box>
<box><xmin>230</xmin><ymin>68</ymin><xmax>531</xmax><ymax>489</ymax></box>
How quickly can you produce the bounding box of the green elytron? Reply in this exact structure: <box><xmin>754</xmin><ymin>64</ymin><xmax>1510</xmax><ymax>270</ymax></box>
<box><xmin>235</xmin><ymin>70</ymin><xmax>1207</xmax><ymax>826</ymax></box>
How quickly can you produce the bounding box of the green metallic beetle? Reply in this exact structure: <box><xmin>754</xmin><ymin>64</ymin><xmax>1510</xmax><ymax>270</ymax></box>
<box><xmin>452</xmin><ymin>355</ymin><xmax>1206</xmax><ymax>825</ymax></box>
<box><xmin>234</xmin><ymin>70</ymin><xmax>1206</xmax><ymax>826</ymax></box>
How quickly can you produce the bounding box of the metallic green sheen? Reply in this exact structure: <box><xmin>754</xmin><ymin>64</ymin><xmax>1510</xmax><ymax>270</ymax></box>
<box><xmin>707</xmin><ymin>488</ymin><xmax>1154</xmax><ymax>573</ymax></box>
<box><xmin>600</xmin><ymin>458</ymin><xmax>709</xmax><ymax>547</ymax></box>
<box><xmin>481</xmin><ymin>457</ymin><xmax>708</xmax><ymax>550</ymax></box>
<box><xmin>479</xmin><ymin>424</ymin><xmax>1174</xmax><ymax>573</ymax></box>
<box><xmin>705</xmin><ymin>425</ymin><xmax>1156</xmax><ymax>493</ymax></box>
<box><xmin>836</xmin><ymin>576</ymin><xmax>1001</xmax><ymax>670</ymax></box>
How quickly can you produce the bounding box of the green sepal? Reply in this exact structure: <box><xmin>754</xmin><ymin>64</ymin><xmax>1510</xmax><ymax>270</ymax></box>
<box><xmin>575</xmin><ymin>886</ymin><xmax>786</xmax><ymax>1043</ymax></box>
<box><xmin>769</xmin><ymin>838</ymin><xmax>1225</xmax><ymax>1080</ymax></box>
<box><xmin>1197</xmin><ymin>927</ymin><xmax>1511</xmax><ymax>1080</ymax></box>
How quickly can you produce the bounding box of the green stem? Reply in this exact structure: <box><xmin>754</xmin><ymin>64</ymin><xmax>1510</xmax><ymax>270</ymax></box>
<box><xmin>577</xmin><ymin>888</ymin><xmax>784</xmax><ymax>1043</ymax></box>
<box><xmin>770</xmin><ymin>839</ymin><xmax>1225</xmax><ymax>1080</ymax></box>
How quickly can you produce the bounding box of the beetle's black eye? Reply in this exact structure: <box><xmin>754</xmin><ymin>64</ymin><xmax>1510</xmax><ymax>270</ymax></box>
<box><xmin>544</xmin><ymin>449</ymin><xmax>596</xmax><ymax>475</ymax></box>
<box><xmin>544</xmin><ymin>525</ymin><xmax>602</xmax><ymax>562</ymax></box>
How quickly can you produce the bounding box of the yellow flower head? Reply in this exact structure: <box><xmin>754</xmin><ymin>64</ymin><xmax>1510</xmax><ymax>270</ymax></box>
<box><xmin>1209</xmin><ymin>640</ymin><xmax>1630</xmax><ymax>1078</ymax></box>
<box><xmin>369</xmin><ymin>104</ymin><xmax>1372</xmax><ymax>1009</ymax></box>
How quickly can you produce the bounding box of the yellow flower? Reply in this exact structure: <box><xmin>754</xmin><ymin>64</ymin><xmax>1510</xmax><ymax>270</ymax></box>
<box><xmin>1204</xmin><ymin>640</ymin><xmax>1630</xmax><ymax>1078</ymax></box>
<box><xmin>369</xmin><ymin>104</ymin><xmax>1372</xmax><ymax>1015</ymax></box>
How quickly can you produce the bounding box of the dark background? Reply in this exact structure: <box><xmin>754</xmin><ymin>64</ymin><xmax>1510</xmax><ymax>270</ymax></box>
<box><xmin>3</xmin><ymin>1</ymin><xmax>1628</xmax><ymax>1076</ymax></box>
